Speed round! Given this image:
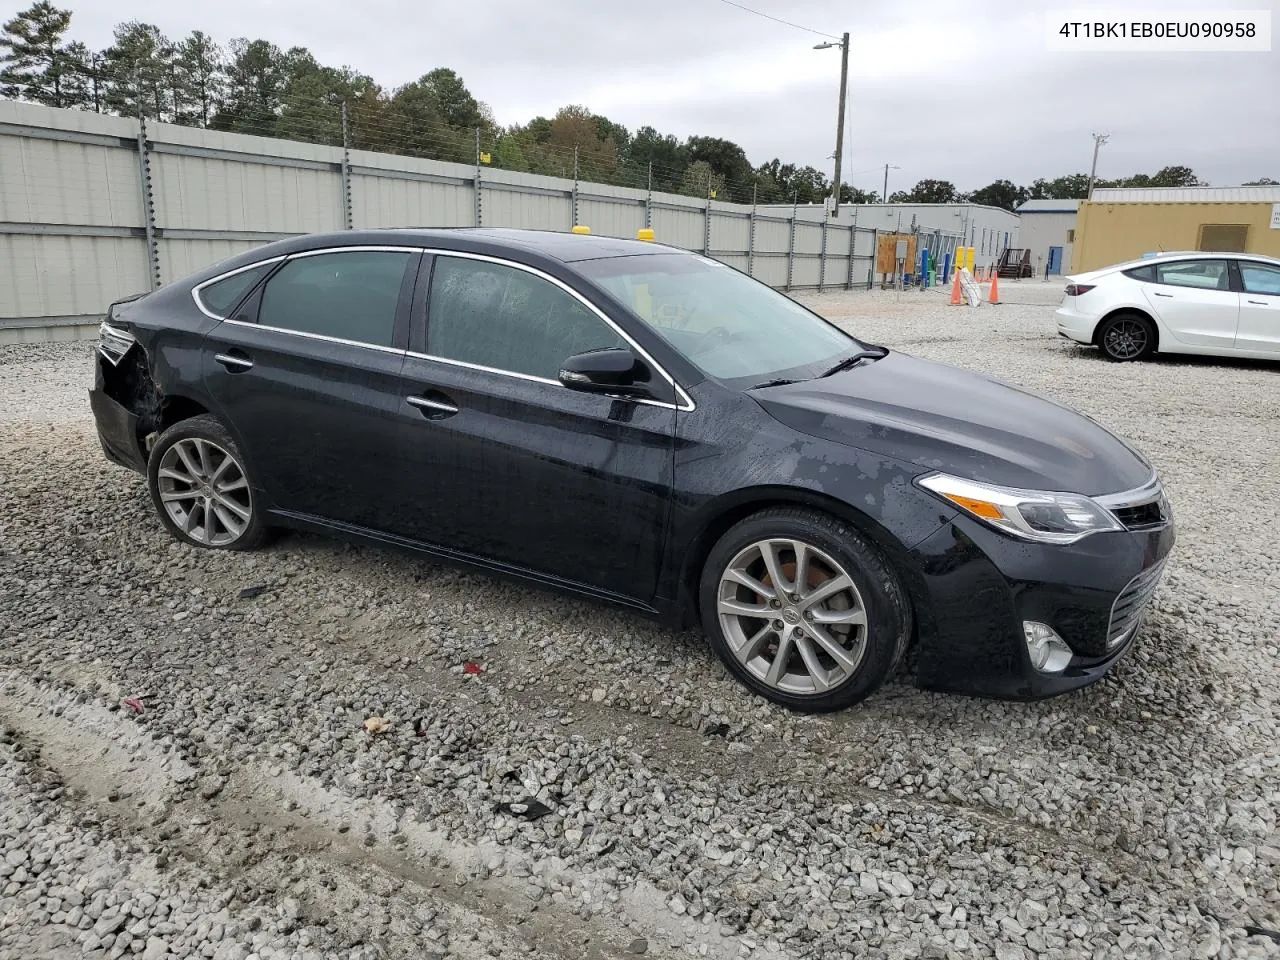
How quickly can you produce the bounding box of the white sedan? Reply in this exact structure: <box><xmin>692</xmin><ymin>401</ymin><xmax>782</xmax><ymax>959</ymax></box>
<box><xmin>1055</xmin><ymin>252</ymin><xmax>1280</xmax><ymax>361</ymax></box>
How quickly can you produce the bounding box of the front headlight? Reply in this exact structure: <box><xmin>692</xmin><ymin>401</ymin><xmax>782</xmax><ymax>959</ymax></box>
<box><xmin>918</xmin><ymin>473</ymin><xmax>1122</xmax><ymax>544</ymax></box>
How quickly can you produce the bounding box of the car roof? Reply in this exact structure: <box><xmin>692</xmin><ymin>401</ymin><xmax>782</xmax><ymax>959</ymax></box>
<box><xmin>275</xmin><ymin>228</ymin><xmax>685</xmax><ymax>263</ymax></box>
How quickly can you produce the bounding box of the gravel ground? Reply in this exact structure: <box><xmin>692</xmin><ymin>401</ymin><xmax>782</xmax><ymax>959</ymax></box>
<box><xmin>1</xmin><ymin>280</ymin><xmax>1278</xmax><ymax>960</ymax></box>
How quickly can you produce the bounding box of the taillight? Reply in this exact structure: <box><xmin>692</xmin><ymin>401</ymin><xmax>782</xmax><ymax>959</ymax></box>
<box><xmin>1064</xmin><ymin>284</ymin><xmax>1095</xmax><ymax>297</ymax></box>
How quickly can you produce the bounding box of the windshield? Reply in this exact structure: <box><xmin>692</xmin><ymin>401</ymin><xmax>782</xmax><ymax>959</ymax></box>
<box><xmin>576</xmin><ymin>254</ymin><xmax>860</xmax><ymax>385</ymax></box>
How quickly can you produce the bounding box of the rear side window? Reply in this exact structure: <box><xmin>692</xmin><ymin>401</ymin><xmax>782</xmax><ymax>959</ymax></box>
<box><xmin>257</xmin><ymin>250</ymin><xmax>414</xmax><ymax>348</ymax></box>
<box><xmin>1123</xmin><ymin>265</ymin><xmax>1155</xmax><ymax>282</ymax></box>
<box><xmin>1154</xmin><ymin>260</ymin><xmax>1230</xmax><ymax>291</ymax></box>
<box><xmin>197</xmin><ymin>264</ymin><xmax>272</xmax><ymax>318</ymax></box>
<box><xmin>426</xmin><ymin>256</ymin><xmax>625</xmax><ymax>379</ymax></box>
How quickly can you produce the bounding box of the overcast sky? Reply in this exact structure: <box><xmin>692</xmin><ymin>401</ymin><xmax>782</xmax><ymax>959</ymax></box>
<box><xmin>43</xmin><ymin>0</ymin><xmax>1280</xmax><ymax>193</ymax></box>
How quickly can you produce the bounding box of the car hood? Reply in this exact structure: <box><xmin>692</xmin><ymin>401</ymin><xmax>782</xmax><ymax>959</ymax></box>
<box><xmin>753</xmin><ymin>352</ymin><xmax>1152</xmax><ymax>496</ymax></box>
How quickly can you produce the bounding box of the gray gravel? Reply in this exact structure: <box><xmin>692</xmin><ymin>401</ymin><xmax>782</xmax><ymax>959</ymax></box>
<box><xmin>1</xmin><ymin>281</ymin><xmax>1278</xmax><ymax>960</ymax></box>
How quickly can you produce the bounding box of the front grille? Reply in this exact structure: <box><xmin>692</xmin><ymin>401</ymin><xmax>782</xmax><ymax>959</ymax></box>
<box><xmin>1107</xmin><ymin>559</ymin><xmax>1167</xmax><ymax>648</ymax></box>
<box><xmin>1111</xmin><ymin>500</ymin><xmax>1165</xmax><ymax>529</ymax></box>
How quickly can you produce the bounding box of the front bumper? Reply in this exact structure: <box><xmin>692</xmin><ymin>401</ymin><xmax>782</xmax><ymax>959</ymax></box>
<box><xmin>908</xmin><ymin>512</ymin><xmax>1176</xmax><ymax>699</ymax></box>
<box><xmin>1054</xmin><ymin>304</ymin><xmax>1097</xmax><ymax>345</ymax></box>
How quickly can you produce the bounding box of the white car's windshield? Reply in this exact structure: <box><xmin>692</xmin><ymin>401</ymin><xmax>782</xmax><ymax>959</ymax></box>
<box><xmin>578</xmin><ymin>254</ymin><xmax>863</xmax><ymax>385</ymax></box>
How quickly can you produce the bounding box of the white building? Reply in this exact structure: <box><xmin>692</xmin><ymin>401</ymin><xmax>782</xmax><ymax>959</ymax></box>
<box><xmin>1014</xmin><ymin>198</ymin><xmax>1081</xmax><ymax>276</ymax></box>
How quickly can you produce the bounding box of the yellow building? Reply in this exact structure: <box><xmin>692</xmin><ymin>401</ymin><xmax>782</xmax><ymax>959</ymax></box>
<box><xmin>1072</xmin><ymin>186</ymin><xmax>1280</xmax><ymax>273</ymax></box>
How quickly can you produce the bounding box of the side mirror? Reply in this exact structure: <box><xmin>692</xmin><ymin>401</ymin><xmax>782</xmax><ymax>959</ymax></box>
<box><xmin>558</xmin><ymin>347</ymin><xmax>648</xmax><ymax>395</ymax></box>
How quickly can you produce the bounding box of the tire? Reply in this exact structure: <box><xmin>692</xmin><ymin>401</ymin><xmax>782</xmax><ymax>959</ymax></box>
<box><xmin>698</xmin><ymin>507</ymin><xmax>912</xmax><ymax>712</ymax></box>
<box><xmin>1097</xmin><ymin>312</ymin><xmax>1156</xmax><ymax>362</ymax></box>
<box><xmin>147</xmin><ymin>414</ymin><xmax>268</xmax><ymax>551</ymax></box>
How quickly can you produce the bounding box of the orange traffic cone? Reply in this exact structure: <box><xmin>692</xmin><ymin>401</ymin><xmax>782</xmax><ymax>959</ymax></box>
<box><xmin>949</xmin><ymin>270</ymin><xmax>963</xmax><ymax>305</ymax></box>
<box><xmin>988</xmin><ymin>270</ymin><xmax>1001</xmax><ymax>304</ymax></box>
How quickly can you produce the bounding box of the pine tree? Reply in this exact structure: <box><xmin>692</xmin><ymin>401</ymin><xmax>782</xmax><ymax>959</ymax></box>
<box><xmin>172</xmin><ymin>31</ymin><xmax>225</xmax><ymax>126</ymax></box>
<box><xmin>0</xmin><ymin>1</ymin><xmax>77</xmax><ymax>107</ymax></box>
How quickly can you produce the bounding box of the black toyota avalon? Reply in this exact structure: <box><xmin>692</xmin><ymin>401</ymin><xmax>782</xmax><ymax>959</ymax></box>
<box><xmin>89</xmin><ymin>228</ymin><xmax>1175</xmax><ymax>711</ymax></box>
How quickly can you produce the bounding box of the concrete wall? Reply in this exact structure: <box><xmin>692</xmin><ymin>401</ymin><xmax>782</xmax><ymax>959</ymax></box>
<box><xmin>1073</xmin><ymin>201</ymin><xmax>1280</xmax><ymax>272</ymax></box>
<box><xmin>0</xmin><ymin>100</ymin><xmax>883</xmax><ymax>343</ymax></box>
<box><xmin>1017</xmin><ymin>212</ymin><xmax>1077</xmax><ymax>276</ymax></box>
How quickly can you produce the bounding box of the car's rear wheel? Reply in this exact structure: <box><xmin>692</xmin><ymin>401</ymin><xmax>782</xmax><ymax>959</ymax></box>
<box><xmin>698</xmin><ymin>507</ymin><xmax>911</xmax><ymax>712</ymax></box>
<box><xmin>147</xmin><ymin>415</ymin><xmax>267</xmax><ymax>550</ymax></box>
<box><xmin>1097</xmin><ymin>312</ymin><xmax>1156</xmax><ymax>361</ymax></box>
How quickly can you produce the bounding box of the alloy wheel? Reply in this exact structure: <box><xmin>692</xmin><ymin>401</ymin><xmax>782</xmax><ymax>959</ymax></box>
<box><xmin>156</xmin><ymin>438</ymin><xmax>252</xmax><ymax>547</ymax></box>
<box><xmin>716</xmin><ymin>538</ymin><xmax>869</xmax><ymax>696</ymax></box>
<box><xmin>1104</xmin><ymin>319</ymin><xmax>1148</xmax><ymax>359</ymax></box>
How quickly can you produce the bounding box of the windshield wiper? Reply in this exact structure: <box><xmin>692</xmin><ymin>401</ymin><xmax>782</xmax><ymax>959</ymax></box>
<box><xmin>746</xmin><ymin>377</ymin><xmax>801</xmax><ymax>391</ymax></box>
<box><xmin>817</xmin><ymin>347</ymin><xmax>888</xmax><ymax>378</ymax></box>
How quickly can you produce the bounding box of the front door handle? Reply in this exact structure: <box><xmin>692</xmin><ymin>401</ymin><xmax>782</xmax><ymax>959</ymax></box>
<box><xmin>407</xmin><ymin>394</ymin><xmax>459</xmax><ymax>418</ymax></box>
<box><xmin>1246</xmin><ymin>299</ymin><xmax>1268</xmax><ymax>305</ymax></box>
<box><xmin>214</xmin><ymin>351</ymin><xmax>254</xmax><ymax>372</ymax></box>
<box><xmin>1152</xmin><ymin>292</ymin><xmax>1173</xmax><ymax>298</ymax></box>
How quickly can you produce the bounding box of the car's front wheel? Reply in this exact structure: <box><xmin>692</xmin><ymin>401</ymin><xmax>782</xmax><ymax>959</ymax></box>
<box><xmin>698</xmin><ymin>507</ymin><xmax>911</xmax><ymax>712</ymax></box>
<box><xmin>147</xmin><ymin>414</ymin><xmax>267</xmax><ymax>550</ymax></box>
<box><xmin>1097</xmin><ymin>312</ymin><xmax>1156</xmax><ymax>361</ymax></box>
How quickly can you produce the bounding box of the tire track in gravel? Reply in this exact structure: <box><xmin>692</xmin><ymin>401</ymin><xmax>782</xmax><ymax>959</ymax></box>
<box><xmin>0</xmin><ymin>672</ymin><xmax>776</xmax><ymax>960</ymax></box>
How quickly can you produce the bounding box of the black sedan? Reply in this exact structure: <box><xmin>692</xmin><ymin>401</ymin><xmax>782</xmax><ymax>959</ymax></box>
<box><xmin>90</xmin><ymin>229</ymin><xmax>1175</xmax><ymax>711</ymax></box>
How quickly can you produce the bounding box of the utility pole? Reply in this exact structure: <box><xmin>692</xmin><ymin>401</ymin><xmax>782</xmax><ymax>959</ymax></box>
<box><xmin>814</xmin><ymin>32</ymin><xmax>850</xmax><ymax>216</ymax></box>
<box><xmin>1087</xmin><ymin>133</ymin><xmax>1110</xmax><ymax>198</ymax></box>
<box><xmin>883</xmin><ymin>163</ymin><xmax>890</xmax><ymax>205</ymax></box>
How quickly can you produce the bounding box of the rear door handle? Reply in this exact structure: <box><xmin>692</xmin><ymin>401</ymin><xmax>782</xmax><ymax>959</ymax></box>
<box><xmin>1246</xmin><ymin>299</ymin><xmax>1268</xmax><ymax>305</ymax></box>
<box><xmin>1152</xmin><ymin>292</ymin><xmax>1173</xmax><ymax>298</ymax></box>
<box><xmin>407</xmin><ymin>394</ymin><xmax>459</xmax><ymax>418</ymax></box>
<box><xmin>214</xmin><ymin>351</ymin><xmax>254</xmax><ymax>372</ymax></box>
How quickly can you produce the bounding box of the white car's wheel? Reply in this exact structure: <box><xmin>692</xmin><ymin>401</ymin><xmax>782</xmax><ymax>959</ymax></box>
<box><xmin>1097</xmin><ymin>313</ymin><xmax>1156</xmax><ymax>362</ymax></box>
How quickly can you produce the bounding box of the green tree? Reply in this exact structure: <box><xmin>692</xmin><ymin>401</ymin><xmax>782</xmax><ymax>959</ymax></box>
<box><xmin>1244</xmin><ymin>177</ymin><xmax>1278</xmax><ymax>185</ymax></box>
<box><xmin>0</xmin><ymin>1</ymin><xmax>81</xmax><ymax>107</ymax></box>
<box><xmin>172</xmin><ymin>31</ymin><xmax>224</xmax><ymax>126</ymax></box>
<box><xmin>686</xmin><ymin>135</ymin><xmax>754</xmax><ymax>190</ymax></box>
<box><xmin>102</xmin><ymin>21</ymin><xmax>171</xmax><ymax>119</ymax></box>
<box><xmin>628</xmin><ymin>125</ymin><xmax>688</xmax><ymax>191</ymax></box>
<box><xmin>839</xmin><ymin>184</ymin><xmax>878</xmax><ymax>204</ymax></box>
<box><xmin>213</xmin><ymin>38</ymin><xmax>284</xmax><ymax>135</ymax></box>
<box><xmin>967</xmin><ymin>179</ymin><xmax>1029</xmax><ymax>211</ymax></box>
<box><xmin>889</xmin><ymin>178</ymin><xmax>961</xmax><ymax>204</ymax></box>
<box><xmin>680</xmin><ymin>159</ymin><xmax>724</xmax><ymax>199</ymax></box>
<box><xmin>1028</xmin><ymin>173</ymin><xmax>1094</xmax><ymax>199</ymax></box>
<box><xmin>420</xmin><ymin>67</ymin><xmax>485</xmax><ymax>130</ymax></box>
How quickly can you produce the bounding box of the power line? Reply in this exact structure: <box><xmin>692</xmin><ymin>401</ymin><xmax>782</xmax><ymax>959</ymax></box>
<box><xmin>710</xmin><ymin>0</ymin><xmax>841</xmax><ymax>40</ymax></box>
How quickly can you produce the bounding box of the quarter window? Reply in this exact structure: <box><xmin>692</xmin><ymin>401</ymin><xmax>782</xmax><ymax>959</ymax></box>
<box><xmin>1154</xmin><ymin>260</ymin><xmax>1230</xmax><ymax>292</ymax></box>
<box><xmin>197</xmin><ymin>264</ymin><xmax>272</xmax><ymax>318</ymax></box>
<box><xmin>1239</xmin><ymin>262</ymin><xmax>1280</xmax><ymax>296</ymax></box>
<box><xmin>427</xmin><ymin>257</ymin><xmax>625</xmax><ymax>380</ymax></box>
<box><xmin>257</xmin><ymin>250</ymin><xmax>414</xmax><ymax>348</ymax></box>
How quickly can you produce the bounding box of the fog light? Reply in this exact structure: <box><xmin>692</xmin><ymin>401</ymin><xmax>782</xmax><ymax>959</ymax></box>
<box><xmin>1023</xmin><ymin>621</ymin><xmax>1073</xmax><ymax>674</ymax></box>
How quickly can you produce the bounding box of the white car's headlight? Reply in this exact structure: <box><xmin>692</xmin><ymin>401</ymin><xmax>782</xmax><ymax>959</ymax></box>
<box><xmin>918</xmin><ymin>473</ymin><xmax>1122</xmax><ymax>544</ymax></box>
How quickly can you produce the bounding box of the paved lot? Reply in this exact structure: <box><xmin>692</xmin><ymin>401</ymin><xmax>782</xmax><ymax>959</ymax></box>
<box><xmin>1</xmin><ymin>281</ymin><xmax>1277</xmax><ymax>960</ymax></box>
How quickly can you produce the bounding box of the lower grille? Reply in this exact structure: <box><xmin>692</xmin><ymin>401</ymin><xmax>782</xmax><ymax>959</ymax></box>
<box><xmin>1107</xmin><ymin>560</ymin><xmax>1167</xmax><ymax>648</ymax></box>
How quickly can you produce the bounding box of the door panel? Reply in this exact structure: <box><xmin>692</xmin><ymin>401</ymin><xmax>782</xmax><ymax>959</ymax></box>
<box><xmin>1235</xmin><ymin>261</ymin><xmax>1280</xmax><ymax>355</ymax></box>
<box><xmin>203</xmin><ymin>323</ymin><xmax>406</xmax><ymax>527</ymax></box>
<box><xmin>1142</xmin><ymin>259</ymin><xmax>1239</xmax><ymax>348</ymax></box>
<box><xmin>390</xmin><ymin>356</ymin><xmax>675</xmax><ymax>602</ymax></box>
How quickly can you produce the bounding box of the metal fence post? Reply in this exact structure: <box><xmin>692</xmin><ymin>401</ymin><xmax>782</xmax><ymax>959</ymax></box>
<box><xmin>135</xmin><ymin>107</ymin><xmax>160</xmax><ymax>290</ymax></box>
<box><xmin>846</xmin><ymin>225</ymin><xmax>855</xmax><ymax>289</ymax></box>
<box><xmin>703</xmin><ymin>171</ymin><xmax>712</xmax><ymax>257</ymax></box>
<box><xmin>474</xmin><ymin>128</ymin><xmax>483</xmax><ymax>227</ymax></box>
<box><xmin>645</xmin><ymin>162</ymin><xmax>653</xmax><ymax>230</ymax></box>
<box><xmin>818</xmin><ymin>216</ymin><xmax>829</xmax><ymax>292</ymax></box>
<box><xmin>870</xmin><ymin>228</ymin><xmax>879</xmax><ymax>289</ymax></box>
<box><xmin>340</xmin><ymin>102</ymin><xmax>353</xmax><ymax>230</ymax></box>
<box><xmin>785</xmin><ymin>195</ymin><xmax>797</xmax><ymax>291</ymax></box>
<box><xmin>747</xmin><ymin>182</ymin><xmax>757</xmax><ymax>278</ymax></box>
<box><xmin>572</xmin><ymin>145</ymin><xmax>580</xmax><ymax>228</ymax></box>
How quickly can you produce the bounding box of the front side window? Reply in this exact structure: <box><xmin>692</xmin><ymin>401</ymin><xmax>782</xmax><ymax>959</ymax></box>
<box><xmin>576</xmin><ymin>254</ymin><xmax>858</xmax><ymax>385</ymax></box>
<box><xmin>426</xmin><ymin>256</ymin><xmax>625</xmax><ymax>379</ymax></box>
<box><xmin>197</xmin><ymin>263</ymin><xmax>272</xmax><ymax>318</ymax></box>
<box><xmin>1155</xmin><ymin>260</ymin><xmax>1230</xmax><ymax>291</ymax></box>
<box><xmin>1239</xmin><ymin>261</ymin><xmax>1280</xmax><ymax>296</ymax></box>
<box><xmin>257</xmin><ymin>250</ymin><xmax>414</xmax><ymax>348</ymax></box>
